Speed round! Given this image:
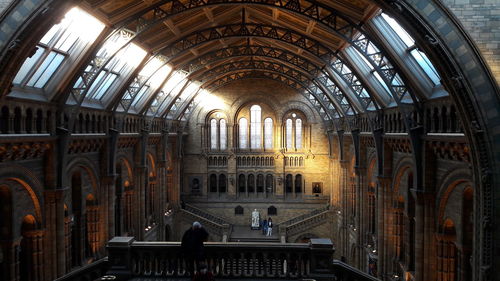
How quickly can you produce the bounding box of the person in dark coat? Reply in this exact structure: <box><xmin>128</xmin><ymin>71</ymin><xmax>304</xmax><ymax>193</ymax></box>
<box><xmin>182</xmin><ymin>221</ymin><xmax>209</xmax><ymax>276</ymax></box>
<box><xmin>262</xmin><ymin>219</ymin><xmax>268</xmax><ymax>235</ymax></box>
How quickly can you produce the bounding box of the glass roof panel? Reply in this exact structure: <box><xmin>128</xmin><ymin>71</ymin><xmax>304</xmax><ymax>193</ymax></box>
<box><xmin>381</xmin><ymin>13</ymin><xmax>415</xmax><ymax>48</ymax></box>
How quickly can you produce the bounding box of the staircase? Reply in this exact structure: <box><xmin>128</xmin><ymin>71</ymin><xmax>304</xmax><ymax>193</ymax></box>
<box><xmin>229</xmin><ymin>225</ymin><xmax>280</xmax><ymax>242</ymax></box>
<box><xmin>279</xmin><ymin>204</ymin><xmax>333</xmax><ymax>238</ymax></box>
<box><xmin>178</xmin><ymin>203</ymin><xmax>232</xmax><ymax>240</ymax></box>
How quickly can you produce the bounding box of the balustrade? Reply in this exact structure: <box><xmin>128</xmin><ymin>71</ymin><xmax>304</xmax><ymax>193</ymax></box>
<box><xmin>106</xmin><ymin>237</ymin><xmax>336</xmax><ymax>280</ymax></box>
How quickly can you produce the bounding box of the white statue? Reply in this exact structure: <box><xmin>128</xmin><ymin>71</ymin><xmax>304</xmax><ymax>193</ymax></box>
<box><xmin>251</xmin><ymin>209</ymin><xmax>260</xmax><ymax>228</ymax></box>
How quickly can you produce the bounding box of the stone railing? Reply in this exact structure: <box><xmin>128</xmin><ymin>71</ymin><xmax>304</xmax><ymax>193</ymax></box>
<box><xmin>105</xmin><ymin>237</ymin><xmax>381</xmax><ymax>281</ymax></box>
<box><xmin>183</xmin><ymin>203</ymin><xmax>230</xmax><ymax>225</ymax></box>
<box><xmin>179</xmin><ymin>204</ymin><xmax>231</xmax><ymax>240</ymax></box>
<box><xmin>106</xmin><ymin>237</ymin><xmax>337</xmax><ymax>281</ymax></box>
<box><xmin>282</xmin><ymin>209</ymin><xmax>333</xmax><ymax>237</ymax></box>
<box><xmin>54</xmin><ymin>258</ymin><xmax>109</xmax><ymax>281</ymax></box>
<box><xmin>279</xmin><ymin>204</ymin><xmax>330</xmax><ymax>227</ymax></box>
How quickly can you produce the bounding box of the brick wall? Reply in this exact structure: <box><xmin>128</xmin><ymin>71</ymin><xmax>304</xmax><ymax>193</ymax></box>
<box><xmin>442</xmin><ymin>0</ymin><xmax>500</xmax><ymax>84</ymax></box>
<box><xmin>0</xmin><ymin>0</ymin><xmax>13</xmax><ymax>16</ymax></box>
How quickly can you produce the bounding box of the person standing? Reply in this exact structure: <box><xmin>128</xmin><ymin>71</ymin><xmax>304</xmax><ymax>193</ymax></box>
<box><xmin>266</xmin><ymin>217</ymin><xmax>273</xmax><ymax>236</ymax></box>
<box><xmin>262</xmin><ymin>219</ymin><xmax>268</xmax><ymax>235</ymax></box>
<box><xmin>181</xmin><ymin>221</ymin><xmax>209</xmax><ymax>276</ymax></box>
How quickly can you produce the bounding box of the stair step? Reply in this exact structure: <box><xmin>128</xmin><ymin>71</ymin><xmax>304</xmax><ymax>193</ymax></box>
<box><xmin>229</xmin><ymin>237</ymin><xmax>280</xmax><ymax>243</ymax></box>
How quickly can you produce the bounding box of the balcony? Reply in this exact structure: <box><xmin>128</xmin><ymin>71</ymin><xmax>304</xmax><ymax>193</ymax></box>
<box><xmin>100</xmin><ymin>237</ymin><xmax>379</xmax><ymax>281</ymax></box>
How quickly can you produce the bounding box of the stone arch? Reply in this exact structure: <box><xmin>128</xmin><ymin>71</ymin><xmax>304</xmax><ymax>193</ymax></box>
<box><xmin>294</xmin><ymin>233</ymin><xmax>318</xmax><ymax>243</ymax></box>
<box><xmin>0</xmin><ymin>185</ymin><xmax>12</xmax><ymax>240</ymax></box>
<box><xmin>0</xmin><ymin>163</ymin><xmax>44</xmax><ymax>221</ymax></box>
<box><xmin>0</xmin><ymin>178</ymin><xmax>42</xmax><ymax>226</ymax></box>
<box><xmin>66</xmin><ymin>157</ymin><xmax>99</xmax><ymax>198</ymax></box>
<box><xmin>235</xmin><ymin>205</ymin><xmax>244</xmax><ymax>215</ymax></box>
<box><xmin>277</xmin><ymin>100</ymin><xmax>318</xmax><ymax>124</ymax></box>
<box><xmin>366</xmin><ymin>156</ymin><xmax>377</xmax><ymax>187</ymax></box>
<box><xmin>392</xmin><ymin>157</ymin><xmax>414</xmax><ymax>196</ymax></box>
<box><xmin>117</xmin><ymin>155</ymin><xmax>133</xmax><ymax>181</ymax></box>
<box><xmin>146</xmin><ymin>152</ymin><xmax>156</xmax><ymax>177</ymax></box>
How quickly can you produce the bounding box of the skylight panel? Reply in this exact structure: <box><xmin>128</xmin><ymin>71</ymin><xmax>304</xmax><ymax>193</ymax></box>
<box><xmin>162</xmin><ymin>71</ymin><xmax>187</xmax><ymax>93</ymax></box>
<box><xmin>381</xmin><ymin>13</ymin><xmax>415</xmax><ymax>48</ymax></box>
<box><xmin>26</xmin><ymin>52</ymin><xmax>65</xmax><ymax>87</ymax></box>
<box><xmin>12</xmin><ymin>7</ymin><xmax>104</xmax><ymax>90</ymax></box>
<box><xmin>410</xmin><ymin>49</ymin><xmax>441</xmax><ymax>85</ymax></box>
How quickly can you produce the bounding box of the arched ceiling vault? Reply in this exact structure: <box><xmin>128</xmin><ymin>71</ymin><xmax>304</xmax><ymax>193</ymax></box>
<box><xmin>77</xmin><ymin>0</ymin><xmax>422</xmax><ymax>127</ymax></box>
<box><xmin>5</xmin><ymin>0</ymin><xmax>446</xmax><ymax>132</ymax></box>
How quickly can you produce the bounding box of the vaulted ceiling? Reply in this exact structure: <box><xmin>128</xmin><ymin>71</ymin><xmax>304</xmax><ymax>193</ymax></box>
<box><xmin>8</xmin><ymin>0</ymin><xmax>443</xmax><ymax>128</ymax></box>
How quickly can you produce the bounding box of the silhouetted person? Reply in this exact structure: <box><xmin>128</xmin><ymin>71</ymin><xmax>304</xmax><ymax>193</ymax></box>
<box><xmin>182</xmin><ymin>221</ymin><xmax>209</xmax><ymax>277</ymax></box>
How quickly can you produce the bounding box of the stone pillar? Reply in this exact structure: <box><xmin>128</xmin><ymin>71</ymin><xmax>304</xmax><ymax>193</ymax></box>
<box><xmin>355</xmin><ymin>166</ymin><xmax>367</xmax><ymax>270</ymax></box>
<box><xmin>103</xmin><ymin>175</ymin><xmax>116</xmax><ymax>243</ymax></box>
<box><xmin>22</xmin><ymin>230</ymin><xmax>45</xmax><ymax>281</ymax></box>
<box><xmin>1</xmin><ymin>240</ymin><xmax>20</xmax><ymax>281</ymax></box>
<box><xmin>134</xmin><ymin>166</ymin><xmax>147</xmax><ymax>240</ymax></box>
<box><xmin>413</xmin><ymin>190</ymin><xmax>436</xmax><ymax>281</ymax></box>
<box><xmin>43</xmin><ymin>189</ymin><xmax>65</xmax><ymax>279</ymax></box>
<box><xmin>64</xmin><ymin>216</ymin><xmax>71</xmax><ymax>272</ymax></box>
<box><xmin>157</xmin><ymin>161</ymin><xmax>167</xmax><ymax>240</ymax></box>
<box><xmin>339</xmin><ymin>160</ymin><xmax>349</xmax><ymax>259</ymax></box>
<box><xmin>377</xmin><ymin>176</ymin><xmax>392</xmax><ymax>279</ymax></box>
<box><xmin>309</xmin><ymin>238</ymin><xmax>335</xmax><ymax>274</ymax></box>
<box><xmin>106</xmin><ymin>237</ymin><xmax>135</xmax><ymax>280</ymax></box>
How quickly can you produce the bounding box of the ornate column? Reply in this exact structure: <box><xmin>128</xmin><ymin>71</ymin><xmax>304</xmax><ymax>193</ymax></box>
<box><xmin>22</xmin><ymin>229</ymin><xmax>45</xmax><ymax>281</ymax></box>
<box><xmin>377</xmin><ymin>176</ymin><xmax>392</xmax><ymax>279</ymax></box>
<box><xmin>355</xmin><ymin>166</ymin><xmax>367</xmax><ymax>270</ymax></box>
<box><xmin>339</xmin><ymin>159</ymin><xmax>349</xmax><ymax>259</ymax></box>
<box><xmin>412</xmin><ymin>189</ymin><xmax>436</xmax><ymax>281</ymax></box>
<box><xmin>102</xmin><ymin>175</ymin><xmax>115</xmax><ymax>246</ymax></box>
<box><xmin>43</xmin><ymin>189</ymin><xmax>65</xmax><ymax>278</ymax></box>
<box><xmin>134</xmin><ymin>166</ymin><xmax>147</xmax><ymax>241</ymax></box>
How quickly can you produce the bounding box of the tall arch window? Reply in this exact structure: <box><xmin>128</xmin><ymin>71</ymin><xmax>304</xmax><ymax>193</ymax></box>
<box><xmin>239</xmin><ymin>118</ymin><xmax>248</xmax><ymax>149</ymax></box>
<box><xmin>220</xmin><ymin>119</ymin><xmax>227</xmax><ymax>150</ymax></box>
<box><xmin>250</xmin><ymin>105</ymin><xmax>262</xmax><ymax>149</ymax></box>
<box><xmin>296</xmin><ymin>119</ymin><xmax>302</xmax><ymax>149</ymax></box>
<box><xmin>285</xmin><ymin>112</ymin><xmax>303</xmax><ymax>150</ymax></box>
<box><xmin>264</xmin><ymin>118</ymin><xmax>273</xmax><ymax>149</ymax></box>
<box><xmin>286</xmin><ymin>119</ymin><xmax>293</xmax><ymax>149</ymax></box>
<box><xmin>209</xmin><ymin>174</ymin><xmax>217</xmax><ymax>192</ymax></box>
<box><xmin>219</xmin><ymin>174</ymin><xmax>227</xmax><ymax>193</ymax></box>
<box><xmin>209</xmin><ymin>116</ymin><xmax>227</xmax><ymax>151</ymax></box>
<box><xmin>210</xmin><ymin>119</ymin><xmax>218</xmax><ymax>149</ymax></box>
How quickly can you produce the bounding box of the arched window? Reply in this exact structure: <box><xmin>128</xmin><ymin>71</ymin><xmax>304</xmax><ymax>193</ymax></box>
<box><xmin>239</xmin><ymin>118</ymin><xmax>248</xmax><ymax>149</ymax></box>
<box><xmin>296</xmin><ymin>118</ymin><xmax>302</xmax><ymax>149</ymax></box>
<box><xmin>248</xmin><ymin>174</ymin><xmax>255</xmax><ymax>193</ymax></box>
<box><xmin>264</xmin><ymin>118</ymin><xmax>273</xmax><ymax>149</ymax></box>
<box><xmin>257</xmin><ymin>174</ymin><xmax>264</xmax><ymax>192</ymax></box>
<box><xmin>250</xmin><ymin>105</ymin><xmax>262</xmax><ymax>149</ymax></box>
<box><xmin>268</xmin><ymin>206</ymin><xmax>277</xmax><ymax>216</ymax></box>
<box><xmin>266</xmin><ymin>174</ymin><xmax>274</xmax><ymax>193</ymax></box>
<box><xmin>284</xmin><ymin>112</ymin><xmax>303</xmax><ymax>150</ymax></box>
<box><xmin>219</xmin><ymin>174</ymin><xmax>226</xmax><ymax>193</ymax></box>
<box><xmin>210</xmin><ymin>119</ymin><xmax>218</xmax><ymax>149</ymax></box>
<box><xmin>220</xmin><ymin>119</ymin><xmax>227</xmax><ymax>150</ymax></box>
<box><xmin>295</xmin><ymin>174</ymin><xmax>302</xmax><ymax>193</ymax></box>
<box><xmin>238</xmin><ymin>174</ymin><xmax>246</xmax><ymax>193</ymax></box>
<box><xmin>286</xmin><ymin>118</ymin><xmax>293</xmax><ymax>149</ymax></box>
<box><xmin>286</xmin><ymin>174</ymin><xmax>293</xmax><ymax>193</ymax></box>
<box><xmin>209</xmin><ymin>174</ymin><xmax>217</xmax><ymax>192</ymax></box>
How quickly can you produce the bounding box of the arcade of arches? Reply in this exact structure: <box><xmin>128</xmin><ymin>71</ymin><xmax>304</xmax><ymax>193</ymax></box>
<box><xmin>0</xmin><ymin>0</ymin><xmax>498</xmax><ymax>281</ymax></box>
